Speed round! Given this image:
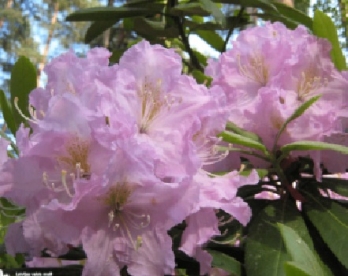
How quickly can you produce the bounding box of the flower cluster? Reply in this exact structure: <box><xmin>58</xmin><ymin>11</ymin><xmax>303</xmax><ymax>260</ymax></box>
<box><xmin>207</xmin><ymin>22</ymin><xmax>348</xmax><ymax>172</ymax></box>
<box><xmin>0</xmin><ymin>41</ymin><xmax>258</xmax><ymax>275</ymax></box>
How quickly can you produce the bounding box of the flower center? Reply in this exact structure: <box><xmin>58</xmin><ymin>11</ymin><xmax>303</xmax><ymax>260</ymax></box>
<box><xmin>101</xmin><ymin>183</ymin><xmax>150</xmax><ymax>250</ymax></box>
<box><xmin>57</xmin><ymin>136</ymin><xmax>91</xmax><ymax>178</ymax></box>
<box><xmin>296</xmin><ymin>69</ymin><xmax>327</xmax><ymax>102</ymax></box>
<box><xmin>237</xmin><ymin>52</ymin><xmax>269</xmax><ymax>86</ymax></box>
<box><xmin>138</xmin><ymin>78</ymin><xmax>178</xmax><ymax>134</ymax></box>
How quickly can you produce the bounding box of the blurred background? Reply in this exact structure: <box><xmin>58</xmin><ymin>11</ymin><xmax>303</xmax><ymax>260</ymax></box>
<box><xmin>0</xmin><ymin>0</ymin><xmax>346</xmax><ymax>91</ymax></box>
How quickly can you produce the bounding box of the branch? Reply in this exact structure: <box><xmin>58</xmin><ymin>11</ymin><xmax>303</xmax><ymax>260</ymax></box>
<box><xmin>222</xmin><ymin>7</ymin><xmax>245</xmax><ymax>53</ymax></box>
<box><xmin>37</xmin><ymin>1</ymin><xmax>59</xmax><ymax>83</ymax></box>
<box><xmin>174</xmin><ymin>16</ymin><xmax>203</xmax><ymax>72</ymax></box>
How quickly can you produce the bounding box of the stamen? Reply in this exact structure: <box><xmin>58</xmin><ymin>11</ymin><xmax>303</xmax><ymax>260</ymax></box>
<box><xmin>297</xmin><ymin>70</ymin><xmax>327</xmax><ymax>101</ymax></box>
<box><xmin>61</xmin><ymin>170</ymin><xmax>74</xmax><ymax>197</ymax></box>
<box><xmin>236</xmin><ymin>53</ymin><xmax>269</xmax><ymax>85</ymax></box>
<box><xmin>14</xmin><ymin>97</ymin><xmax>38</xmax><ymax>124</ymax></box>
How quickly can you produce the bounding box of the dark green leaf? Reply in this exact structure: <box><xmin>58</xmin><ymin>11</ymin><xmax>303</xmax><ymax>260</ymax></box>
<box><xmin>272</xmin><ymin>2</ymin><xmax>312</xmax><ymax>29</ymax></box>
<box><xmin>109</xmin><ymin>49</ymin><xmax>126</xmax><ymax>64</ymax></box>
<box><xmin>207</xmin><ymin>250</ymin><xmax>241</xmax><ymax>276</ymax></box>
<box><xmin>226</xmin><ymin>121</ymin><xmax>263</xmax><ymax>142</ymax></box>
<box><xmin>245</xmin><ymin>200</ymin><xmax>313</xmax><ymax>276</ymax></box>
<box><xmin>191</xmin><ymin>70</ymin><xmax>212</xmax><ymax>85</ymax></box>
<box><xmin>319</xmin><ymin>177</ymin><xmax>348</xmax><ymax>197</ymax></box>
<box><xmin>213</xmin><ymin>0</ymin><xmax>278</xmax><ymax>12</ymax></box>
<box><xmin>0</xmin><ymin>90</ymin><xmax>17</xmax><ymax>135</ymax></box>
<box><xmin>303</xmin><ymin>195</ymin><xmax>348</xmax><ymax>269</ymax></box>
<box><xmin>131</xmin><ymin>17</ymin><xmax>179</xmax><ymax>40</ymax></box>
<box><xmin>218</xmin><ymin>130</ymin><xmax>268</xmax><ymax>153</ymax></box>
<box><xmin>169</xmin><ymin>3</ymin><xmax>210</xmax><ymax>17</ymax></box>
<box><xmin>252</xmin><ymin>12</ymin><xmax>298</xmax><ymax>29</ymax></box>
<box><xmin>195</xmin><ymin>30</ymin><xmax>224</xmax><ymax>52</ymax></box>
<box><xmin>281</xmin><ymin>141</ymin><xmax>348</xmax><ymax>155</ymax></box>
<box><xmin>313</xmin><ymin>10</ymin><xmax>346</xmax><ymax>70</ymax></box>
<box><xmin>284</xmin><ymin>262</ymin><xmax>311</xmax><ymax>276</ymax></box>
<box><xmin>85</xmin><ymin>20</ymin><xmax>119</xmax><ymax>43</ymax></box>
<box><xmin>66</xmin><ymin>7</ymin><xmax>158</xmax><ymax>22</ymax></box>
<box><xmin>275</xmin><ymin>95</ymin><xmax>321</xmax><ymax>146</ymax></box>
<box><xmin>199</xmin><ymin>0</ymin><xmax>225</xmax><ymax>25</ymax></box>
<box><xmin>185</xmin><ymin>20</ymin><xmax>223</xmax><ymax>31</ymax></box>
<box><xmin>10</xmin><ymin>56</ymin><xmax>36</xmax><ymax>128</ymax></box>
<box><xmin>278</xmin><ymin>224</ymin><xmax>332</xmax><ymax>276</ymax></box>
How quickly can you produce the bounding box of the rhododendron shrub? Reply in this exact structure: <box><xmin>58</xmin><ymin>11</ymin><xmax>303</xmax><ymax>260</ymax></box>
<box><xmin>0</xmin><ymin>41</ymin><xmax>258</xmax><ymax>275</ymax></box>
<box><xmin>1</xmin><ymin>16</ymin><xmax>348</xmax><ymax>276</ymax></box>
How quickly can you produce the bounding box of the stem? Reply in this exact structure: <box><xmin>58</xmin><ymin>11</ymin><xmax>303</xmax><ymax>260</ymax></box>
<box><xmin>173</xmin><ymin>17</ymin><xmax>203</xmax><ymax>71</ymax></box>
<box><xmin>222</xmin><ymin>7</ymin><xmax>245</xmax><ymax>53</ymax></box>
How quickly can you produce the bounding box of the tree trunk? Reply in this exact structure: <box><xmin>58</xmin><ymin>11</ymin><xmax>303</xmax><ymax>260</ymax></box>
<box><xmin>103</xmin><ymin>0</ymin><xmax>114</xmax><ymax>49</ymax></box>
<box><xmin>0</xmin><ymin>0</ymin><xmax>14</xmax><ymax>29</ymax></box>
<box><xmin>37</xmin><ymin>0</ymin><xmax>59</xmax><ymax>83</ymax></box>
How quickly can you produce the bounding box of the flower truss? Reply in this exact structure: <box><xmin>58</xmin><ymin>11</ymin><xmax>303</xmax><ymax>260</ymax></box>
<box><xmin>207</xmin><ymin>22</ymin><xmax>348</xmax><ymax>174</ymax></box>
<box><xmin>0</xmin><ymin>41</ymin><xmax>258</xmax><ymax>275</ymax></box>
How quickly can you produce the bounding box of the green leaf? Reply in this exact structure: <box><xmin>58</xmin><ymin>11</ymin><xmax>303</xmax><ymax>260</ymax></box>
<box><xmin>281</xmin><ymin>141</ymin><xmax>348</xmax><ymax>155</ymax></box>
<box><xmin>313</xmin><ymin>10</ymin><xmax>346</xmax><ymax>70</ymax></box>
<box><xmin>0</xmin><ymin>90</ymin><xmax>17</xmax><ymax>135</ymax></box>
<box><xmin>284</xmin><ymin>262</ymin><xmax>311</xmax><ymax>276</ymax></box>
<box><xmin>85</xmin><ymin>20</ymin><xmax>119</xmax><ymax>43</ymax></box>
<box><xmin>213</xmin><ymin>0</ymin><xmax>278</xmax><ymax>12</ymax></box>
<box><xmin>109</xmin><ymin>49</ymin><xmax>126</xmax><ymax>64</ymax></box>
<box><xmin>131</xmin><ymin>17</ymin><xmax>179</xmax><ymax>40</ymax></box>
<box><xmin>278</xmin><ymin>224</ymin><xmax>332</xmax><ymax>276</ymax></box>
<box><xmin>195</xmin><ymin>30</ymin><xmax>224</xmax><ymax>52</ymax></box>
<box><xmin>252</xmin><ymin>12</ymin><xmax>298</xmax><ymax>29</ymax></box>
<box><xmin>226</xmin><ymin>121</ymin><xmax>263</xmax><ymax>142</ymax></box>
<box><xmin>184</xmin><ymin>20</ymin><xmax>223</xmax><ymax>31</ymax></box>
<box><xmin>319</xmin><ymin>177</ymin><xmax>348</xmax><ymax>197</ymax></box>
<box><xmin>218</xmin><ymin>130</ymin><xmax>268</xmax><ymax>154</ymax></box>
<box><xmin>275</xmin><ymin>95</ymin><xmax>321</xmax><ymax>147</ymax></box>
<box><xmin>191</xmin><ymin>70</ymin><xmax>211</xmax><ymax>85</ymax></box>
<box><xmin>10</xmin><ymin>56</ymin><xmax>37</xmax><ymax>128</ymax></box>
<box><xmin>169</xmin><ymin>3</ymin><xmax>210</xmax><ymax>17</ymax></box>
<box><xmin>207</xmin><ymin>250</ymin><xmax>241</xmax><ymax>276</ymax></box>
<box><xmin>66</xmin><ymin>7</ymin><xmax>158</xmax><ymax>21</ymax></box>
<box><xmin>272</xmin><ymin>2</ymin><xmax>312</xmax><ymax>30</ymax></box>
<box><xmin>245</xmin><ymin>200</ymin><xmax>314</xmax><ymax>276</ymax></box>
<box><xmin>199</xmin><ymin>0</ymin><xmax>225</xmax><ymax>25</ymax></box>
<box><xmin>303</xmin><ymin>195</ymin><xmax>348</xmax><ymax>269</ymax></box>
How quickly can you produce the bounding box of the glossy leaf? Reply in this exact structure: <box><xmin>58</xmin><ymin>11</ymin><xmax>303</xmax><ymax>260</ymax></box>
<box><xmin>272</xmin><ymin>2</ymin><xmax>312</xmax><ymax>29</ymax></box>
<box><xmin>313</xmin><ymin>10</ymin><xmax>346</xmax><ymax>70</ymax></box>
<box><xmin>245</xmin><ymin>200</ymin><xmax>313</xmax><ymax>276</ymax></box>
<box><xmin>169</xmin><ymin>3</ymin><xmax>210</xmax><ymax>17</ymax></box>
<box><xmin>253</xmin><ymin>13</ymin><xmax>299</xmax><ymax>29</ymax></box>
<box><xmin>10</xmin><ymin>56</ymin><xmax>36</xmax><ymax>128</ymax></box>
<box><xmin>303</xmin><ymin>195</ymin><xmax>348</xmax><ymax>269</ymax></box>
<box><xmin>199</xmin><ymin>0</ymin><xmax>225</xmax><ymax>25</ymax></box>
<box><xmin>213</xmin><ymin>0</ymin><xmax>278</xmax><ymax>12</ymax></box>
<box><xmin>195</xmin><ymin>30</ymin><xmax>224</xmax><ymax>52</ymax></box>
<box><xmin>319</xmin><ymin>177</ymin><xmax>348</xmax><ymax>197</ymax></box>
<box><xmin>66</xmin><ymin>7</ymin><xmax>158</xmax><ymax>21</ymax></box>
<box><xmin>226</xmin><ymin>121</ymin><xmax>263</xmax><ymax>142</ymax></box>
<box><xmin>85</xmin><ymin>20</ymin><xmax>119</xmax><ymax>43</ymax></box>
<box><xmin>281</xmin><ymin>141</ymin><xmax>348</xmax><ymax>155</ymax></box>
<box><xmin>275</xmin><ymin>95</ymin><xmax>321</xmax><ymax>146</ymax></box>
<box><xmin>191</xmin><ymin>70</ymin><xmax>212</xmax><ymax>85</ymax></box>
<box><xmin>131</xmin><ymin>17</ymin><xmax>179</xmax><ymax>39</ymax></box>
<box><xmin>0</xmin><ymin>90</ymin><xmax>16</xmax><ymax>135</ymax></box>
<box><xmin>207</xmin><ymin>250</ymin><xmax>241</xmax><ymax>276</ymax></box>
<box><xmin>284</xmin><ymin>262</ymin><xmax>311</xmax><ymax>276</ymax></box>
<box><xmin>278</xmin><ymin>224</ymin><xmax>332</xmax><ymax>276</ymax></box>
<box><xmin>218</xmin><ymin>130</ymin><xmax>267</xmax><ymax>153</ymax></box>
<box><xmin>109</xmin><ymin>49</ymin><xmax>126</xmax><ymax>64</ymax></box>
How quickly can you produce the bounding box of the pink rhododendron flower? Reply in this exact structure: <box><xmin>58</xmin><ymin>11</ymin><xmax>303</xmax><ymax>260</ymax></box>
<box><xmin>207</xmin><ymin>22</ymin><xmax>348</xmax><ymax>170</ymax></box>
<box><xmin>0</xmin><ymin>40</ymin><xmax>256</xmax><ymax>275</ymax></box>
